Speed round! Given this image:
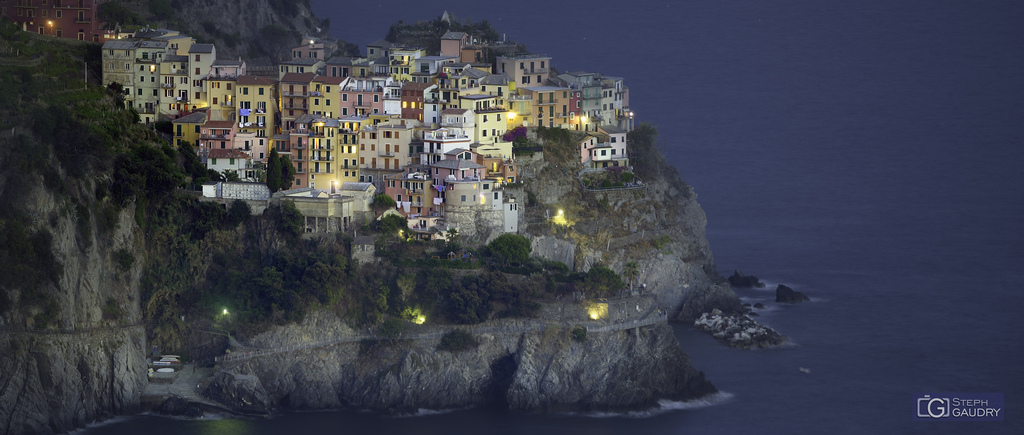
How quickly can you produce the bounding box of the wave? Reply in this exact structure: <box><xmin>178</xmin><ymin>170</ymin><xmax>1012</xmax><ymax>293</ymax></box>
<box><xmin>393</xmin><ymin>407</ymin><xmax>466</xmax><ymax>418</ymax></box>
<box><xmin>573</xmin><ymin>391</ymin><xmax>735</xmax><ymax>418</ymax></box>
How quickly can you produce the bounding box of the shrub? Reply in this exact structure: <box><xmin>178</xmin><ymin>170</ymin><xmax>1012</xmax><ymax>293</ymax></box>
<box><xmin>437</xmin><ymin>329</ymin><xmax>478</xmax><ymax>352</ymax></box>
<box><xmin>621</xmin><ymin>172</ymin><xmax>635</xmax><ymax>183</ymax></box>
<box><xmin>113</xmin><ymin>248</ymin><xmax>134</xmax><ymax>272</ymax></box>
<box><xmin>380</xmin><ymin>316</ymin><xmax>407</xmax><ymax>341</ymax></box>
<box><xmin>572</xmin><ymin>325</ymin><xmax>587</xmax><ymax>342</ymax></box>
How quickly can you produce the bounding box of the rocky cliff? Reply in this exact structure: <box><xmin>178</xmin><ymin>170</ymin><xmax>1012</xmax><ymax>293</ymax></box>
<box><xmin>514</xmin><ymin>127</ymin><xmax>744</xmax><ymax>320</ymax></box>
<box><xmin>201</xmin><ymin>309</ymin><xmax>715</xmax><ymax>414</ymax></box>
<box><xmin>0</xmin><ymin>177</ymin><xmax>148</xmax><ymax>434</ymax></box>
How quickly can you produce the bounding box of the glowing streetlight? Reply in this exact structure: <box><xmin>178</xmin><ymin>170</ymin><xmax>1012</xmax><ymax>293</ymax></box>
<box><xmin>222</xmin><ymin>308</ymin><xmax>229</xmax><ymax>315</ymax></box>
<box><xmin>507</xmin><ymin>111</ymin><xmax>516</xmax><ymax>120</ymax></box>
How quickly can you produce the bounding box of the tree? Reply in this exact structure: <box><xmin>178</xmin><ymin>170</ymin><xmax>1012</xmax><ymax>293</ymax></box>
<box><xmin>280</xmin><ymin>156</ymin><xmax>296</xmax><ymax>190</ymax></box>
<box><xmin>266</xmin><ymin>148</ymin><xmax>282</xmax><ymax>192</ymax></box>
<box><xmin>623</xmin><ymin>261</ymin><xmax>640</xmax><ymax>291</ymax></box>
<box><xmin>371</xmin><ymin>194</ymin><xmax>397</xmax><ymax>217</ymax></box>
<box><xmin>584</xmin><ymin>264</ymin><xmax>625</xmax><ymax>298</ymax></box>
<box><xmin>223</xmin><ymin>169</ymin><xmax>240</xmax><ymax>182</ymax></box>
<box><xmin>487</xmin><ymin>233</ymin><xmax>531</xmax><ymax>264</ymax></box>
<box><xmin>445</xmin><ymin>227</ymin><xmax>461</xmax><ymax>252</ymax></box>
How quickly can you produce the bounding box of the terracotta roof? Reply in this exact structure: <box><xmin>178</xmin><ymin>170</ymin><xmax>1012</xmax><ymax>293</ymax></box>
<box><xmin>208</xmin><ymin>148</ymin><xmax>249</xmax><ymax>159</ymax></box>
<box><xmin>280</xmin><ymin>72</ymin><xmax>317</xmax><ymax>83</ymax></box>
<box><xmin>441</xmin><ymin>108</ymin><xmax>469</xmax><ymax>115</ymax></box>
<box><xmin>204</xmin><ymin>120</ymin><xmax>235</xmax><ymax>129</ymax></box>
<box><xmin>237</xmin><ymin>75</ymin><xmax>276</xmax><ymax>86</ymax></box>
<box><xmin>402</xmin><ymin>82</ymin><xmax>432</xmax><ymax>91</ymax></box>
<box><xmin>315</xmin><ymin>76</ymin><xmax>345</xmax><ymax>85</ymax></box>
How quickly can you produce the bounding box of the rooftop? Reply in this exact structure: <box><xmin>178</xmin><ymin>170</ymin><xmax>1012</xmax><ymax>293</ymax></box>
<box><xmin>208</xmin><ymin>149</ymin><xmax>249</xmax><ymax>159</ymax></box>
<box><xmin>189</xmin><ymin>44</ymin><xmax>215</xmax><ymax>54</ymax></box>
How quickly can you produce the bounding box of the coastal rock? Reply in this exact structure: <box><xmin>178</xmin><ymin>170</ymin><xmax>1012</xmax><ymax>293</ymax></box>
<box><xmin>158</xmin><ymin>395</ymin><xmax>204</xmax><ymax>418</ymax></box>
<box><xmin>208</xmin><ymin>309</ymin><xmax>716</xmax><ymax>414</ymax></box>
<box><xmin>199</xmin><ymin>371</ymin><xmax>271</xmax><ymax>415</ymax></box>
<box><xmin>728</xmin><ymin>270</ymin><xmax>766</xmax><ymax>288</ymax></box>
<box><xmin>753</xmin><ymin>303</ymin><xmax>765</xmax><ymax>309</ymax></box>
<box><xmin>693</xmin><ymin>312</ymin><xmax>786</xmax><ymax>349</ymax></box>
<box><xmin>775</xmin><ymin>285</ymin><xmax>810</xmax><ymax>303</ymax></box>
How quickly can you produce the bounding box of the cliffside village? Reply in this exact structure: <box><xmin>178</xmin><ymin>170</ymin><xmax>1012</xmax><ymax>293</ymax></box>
<box><xmin>100</xmin><ymin>27</ymin><xmax>636</xmax><ymax>241</ymax></box>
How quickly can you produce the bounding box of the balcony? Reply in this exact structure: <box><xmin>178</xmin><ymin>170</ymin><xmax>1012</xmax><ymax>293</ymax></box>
<box><xmin>75</xmin><ymin>19</ymin><xmax>91</xmax><ymax>24</ymax></box>
<box><xmin>378</xmin><ymin>151</ymin><xmax>395</xmax><ymax>157</ymax></box>
<box><xmin>175</xmin><ymin>96</ymin><xmax>189</xmax><ymax>103</ymax></box>
<box><xmin>161</xmin><ymin>83</ymin><xmax>174</xmax><ymax>88</ymax></box>
<box><xmin>220</xmin><ymin>100</ymin><xmax>234</xmax><ymax>107</ymax></box>
<box><xmin>283</xmin><ymin>104</ymin><xmax>308</xmax><ymax>111</ymax></box>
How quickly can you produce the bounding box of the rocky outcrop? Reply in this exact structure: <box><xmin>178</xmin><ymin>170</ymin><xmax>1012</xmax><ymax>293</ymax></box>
<box><xmin>515</xmin><ymin>128</ymin><xmax>743</xmax><ymax>320</ymax></box>
<box><xmin>0</xmin><ymin>329</ymin><xmax>147</xmax><ymax>434</ymax></box>
<box><xmin>728</xmin><ymin>270</ymin><xmax>766</xmax><ymax>288</ymax></box>
<box><xmin>693</xmin><ymin>309</ymin><xmax>786</xmax><ymax>349</ymax></box>
<box><xmin>204</xmin><ymin>310</ymin><xmax>715</xmax><ymax>413</ymax></box>
<box><xmin>0</xmin><ymin>149</ymin><xmax>148</xmax><ymax>433</ymax></box>
<box><xmin>199</xmin><ymin>372</ymin><xmax>271</xmax><ymax>415</ymax></box>
<box><xmin>157</xmin><ymin>395</ymin><xmax>204</xmax><ymax>418</ymax></box>
<box><xmin>776</xmin><ymin>285</ymin><xmax>810</xmax><ymax>303</ymax></box>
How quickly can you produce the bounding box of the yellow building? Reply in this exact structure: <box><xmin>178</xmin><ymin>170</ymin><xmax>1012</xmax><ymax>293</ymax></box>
<box><xmin>311</xmin><ymin>76</ymin><xmax>345</xmax><ymax>118</ymax></box>
<box><xmin>172</xmin><ymin>111</ymin><xmax>207</xmax><ymax>147</ymax></box>
<box><xmin>205</xmin><ymin>77</ymin><xmax>236</xmax><ymax>122</ymax></box>
<box><xmin>388</xmin><ymin>48</ymin><xmax>425</xmax><ymax>82</ymax></box>
<box><xmin>236</xmin><ymin>75</ymin><xmax>278</xmax><ymax>154</ymax></box>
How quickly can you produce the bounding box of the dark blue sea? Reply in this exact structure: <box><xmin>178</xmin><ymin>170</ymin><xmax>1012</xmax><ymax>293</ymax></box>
<box><xmin>82</xmin><ymin>1</ymin><xmax>1024</xmax><ymax>433</ymax></box>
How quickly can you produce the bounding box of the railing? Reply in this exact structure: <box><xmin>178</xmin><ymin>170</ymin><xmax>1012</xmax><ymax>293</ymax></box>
<box><xmin>161</xmin><ymin>83</ymin><xmax>174</xmax><ymax>88</ymax></box>
<box><xmin>283</xmin><ymin>104</ymin><xmax>308</xmax><ymax>110</ymax></box>
<box><xmin>378</xmin><ymin>151</ymin><xmax>395</xmax><ymax>157</ymax></box>
<box><xmin>200</xmin><ymin>134</ymin><xmax>229</xmax><ymax>140</ymax></box>
<box><xmin>221</xmin><ymin>100</ymin><xmax>234</xmax><ymax>106</ymax></box>
<box><xmin>215</xmin><ymin>299</ymin><xmax>665</xmax><ymax>364</ymax></box>
<box><xmin>283</xmin><ymin>91</ymin><xmax>309</xmax><ymax>97</ymax></box>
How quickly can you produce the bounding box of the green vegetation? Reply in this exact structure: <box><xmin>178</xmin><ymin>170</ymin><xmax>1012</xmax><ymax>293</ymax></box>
<box><xmin>385</xmin><ymin>15</ymin><xmax>501</xmax><ymax>55</ymax></box>
<box><xmin>571</xmin><ymin>325</ymin><xmax>587</xmax><ymax>342</ymax></box>
<box><xmin>436</xmin><ymin>329</ymin><xmax>479</xmax><ymax>352</ymax></box>
<box><xmin>485</xmin><ymin>233</ymin><xmax>531</xmax><ymax>264</ymax></box>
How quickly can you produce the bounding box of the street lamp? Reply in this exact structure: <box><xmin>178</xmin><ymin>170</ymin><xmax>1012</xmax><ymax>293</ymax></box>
<box><xmin>47</xmin><ymin>21</ymin><xmax>53</xmax><ymax>36</ymax></box>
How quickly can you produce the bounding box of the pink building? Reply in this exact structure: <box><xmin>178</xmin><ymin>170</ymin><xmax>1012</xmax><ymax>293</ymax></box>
<box><xmin>340</xmin><ymin>77</ymin><xmax>388</xmax><ymax>117</ymax></box>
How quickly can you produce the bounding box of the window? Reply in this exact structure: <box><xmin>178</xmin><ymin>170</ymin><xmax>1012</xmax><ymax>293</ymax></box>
<box><xmin>195</xmin><ymin>55</ymin><xmax>200</xmax><ymax>61</ymax></box>
<box><xmin>373</xmin><ymin>95</ymin><xmax>379</xmax><ymax>103</ymax></box>
<box><xmin>195</xmin><ymin>67</ymin><xmax>200</xmax><ymax>75</ymax></box>
<box><xmin>242</xmin><ymin>87</ymin><xmax>248</xmax><ymax>95</ymax></box>
<box><xmin>461</xmin><ymin>195</ymin><xmax>467</xmax><ymax>202</ymax></box>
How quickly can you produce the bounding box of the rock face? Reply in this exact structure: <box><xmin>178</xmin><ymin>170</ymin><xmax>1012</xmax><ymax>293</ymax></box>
<box><xmin>0</xmin><ymin>169</ymin><xmax>148</xmax><ymax>434</ymax></box>
<box><xmin>0</xmin><ymin>329</ymin><xmax>148</xmax><ymax>434</ymax></box>
<box><xmin>728</xmin><ymin>270</ymin><xmax>766</xmax><ymax>288</ymax></box>
<box><xmin>205</xmin><ymin>310</ymin><xmax>715</xmax><ymax>413</ymax></box>
<box><xmin>693</xmin><ymin>309</ymin><xmax>786</xmax><ymax>349</ymax></box>
<box><xmin>199</xmin><ymin>372</ymin><xmax>272</xmax><ymax>415</ymax></box>
<box><xmin>514</xmin><ymin>130</ymin><xmax>744</xmax><ymax>320</ymax></box>
<box><xmin>775</xmin><ymin>284</ymin><xmax>810</xmax><ymax>303</ymax></box>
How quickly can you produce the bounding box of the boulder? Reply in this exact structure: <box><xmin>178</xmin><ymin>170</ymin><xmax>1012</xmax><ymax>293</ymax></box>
<box><xmin>199</xmin><ymin>371</ymin><xmax>271</xmax><ymax>415</ymax></box>
<box><xmin>775</xmin><ymin>284</ymin><xmax>810</xmax><ymax>303</ymax></box>
<box><xmin>158</xmin><ymin>395</ymin><xmax>203</xmax><ymax>418</ymax></box>
<box><xmin>728</xmin><ymin>270</ymin><xmax>766</xmax><ymax>288</ymax></box>
<box><xmin>753</xmin><ymin>303</ymin><xmax>765</xmax><ymax>309</ymax></box>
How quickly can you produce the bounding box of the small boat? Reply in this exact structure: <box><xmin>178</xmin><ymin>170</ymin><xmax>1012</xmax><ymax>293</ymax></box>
<box><xmin>159</xmin><ymin>357</ymin><xmax>180</xmax><ymax>363</ymax></box>
<box><xmin>799</xmin><ymin>367</ymin><xmax>811</xmax><ymax>374</ymax></box>
<box><xmin>152</xmin><ymin>361</ymin><xmax>172</xmax><ymax>366</ymax></box>
<box><xmin>156</xmin><ymin>368</ymin><xmax>175</xmax><ymax>373</ymax></box>
<box><xmin>161</xmin><ymin>355</ymin><xmax>180</xmax><ymax>359</ymax></box>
